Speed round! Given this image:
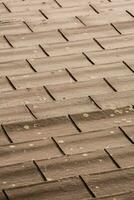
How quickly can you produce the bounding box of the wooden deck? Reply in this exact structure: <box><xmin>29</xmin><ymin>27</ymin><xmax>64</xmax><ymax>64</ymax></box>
<box><xmin>0</xmin><ymin>0</ymin><xmax>134</xmax><ymax>199</ymax></box>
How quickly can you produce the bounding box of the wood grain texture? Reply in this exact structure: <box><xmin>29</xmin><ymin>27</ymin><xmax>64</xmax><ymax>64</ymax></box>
<box><xmin>0</xmin><ymin>0</ymin><xmax>134</xmax><ymax>199</ymax></box>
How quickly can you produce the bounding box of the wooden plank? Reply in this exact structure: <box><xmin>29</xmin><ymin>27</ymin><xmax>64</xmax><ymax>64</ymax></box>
<box><xmin>0</xmin><ymin>139</ymin><xmax>62</xmax><ymax>167</ymax></box>
<box><xmin>69</xmin><ymin>62</ymin><xmax>132</xmax><ymax>81</ymax></box>
<box><xmin>107</xmin><ymin>75</ymin><xmax>134</xmax><ymax>92</ymax></box>
<box><xmin>85</xmin><ymin>46</ymin><xmax>134</xmax><ymax>65</ymax></box>
<box><xmin>0</xmin><ymin>11</ymin><xmax>44</xmax><ymax>23</ymax></box>
<box><xmin>0</xmin><ymin>161</ymin><xmax>43</xmax><ymax>189</ymax></box>
<box><xmin>41</xmin><ymin>6</ymin><xmax>94</xmax><ymax>19</ymax></box>
<box><xmin>0</xmin><ymin>105</ymin><xmax>33</xmax><ymax>124</ymax></box>
<box><xmin>70</xmin><ymin>106</ymin><xmax>134</xmax><ymax>132</ymax></box>
<box><xmin>96</xmin><ymin>192</ymin><xmax>134</xmax><ymax>200</ymax></box>
<box><xmin>0</xmin><ymin>88</ymin><xmax>52</xmax><ymax>109</ymax></box>
<box><xmin>107</xmin><ymin>145</ymin><xmax>134</xmax><ymax>168</ymax></box>
<box><xmin>0</xmin><ymin>46</ymin><xmax>45</xmax><ymax>62</ymax></box>
<box><xmin>82</xmin><ymin>167</ymin><xmax>134</xmax><ymax>198</ymax></box>
<box><xmin>41</xmin><ymin>39</ymin><xmax>102</xmax><ymax>56</ymax></box>
<box><xmin>3</xmin><ymin>116</ymin><xmax>77</xmax><ymax>143</ymax></box>
<box><xmin>95</xmin><ymin>1</ymin><xmax>134</xmax><ymax>13</ymax></box>
<box><xmin>6</xmin><ymin>177</ymin><xmax>92</xmax><ymax>200</ymax></box>
<box><xmin>79</xmin><ymin>11</ymin><xmax>133</xmax><ymax>26</ymax></box>
<box><xmin>91</xmin><ymin>90</ymin><xmax>134</xmax><ymax>110</ymax></box>
<box><xmin>0</xmin><ymin>22</ymin><xmax>31</xmax><ymax>36</ymax></box>
<box><xmin>113</xmin><ymin>21</ymin><xmax>134</xmax><ymax>34</ymax></box>
<box><xmin>29</xmin><ymin>53</ymin><xmax>91</xmax><ymax>72</ymax></box>
<box><xmin>46</xmin><ymin>79</ymin><xmax>113</xmax><ymax>100</ymax></box>
<box><xmin>92</xmin><ymin>0</ymin><xmax>134</xmax><ymax>9</ymax></box>
<box><xmin>37</xmin><ymin>150</ymin><xmax>116</xmax><ymax>180</ymax></box>
<box><xmin>27</xmin><ymin>17</ymin><xmax>84</xmax><ymax>32</ymax></box>
<box><xmin>0</xmin><ymin>60</ymin><xmax>33</xmax><ymax>76</ymax></box>
<box><xmin>6</xmin><ymin>31</ymin><xmax>66</xmax><ymax>48</ymax></box>
<box><xmin>28</xmin><ymin>97</ymin><xmax>99</xmax><ymax>119</ymax></box>
<box><xmin>97</xmin><ymin>34</ymin><xmax>134</xmax><ymax>50</ymax></box>
<box><xmin>57</xmin><ymin>0</ymin><xmax>107</xmax><ymax>7</ymax></box>
<box><xmin>99</xmin><ymin>0</ymin><xmax>134</xmax><ymax>4</ymax></box>
<box><xmin>5</xmin><ymin>0</ymin><xmax>58</xmax><ymax>12</ymax></box>
<box><xmin>54</xmin><ymin>127</ymin><xmax>130</xmax><ymax>154</ymax></box>
<box><xmin>8</xmin><ymin>70</ymin><xmax>74</xmax><ymax>90</ymax></box>
<box><xmin>61</xmin><ymin>24</ymin><xmax>118</xmax><ymax>42</ymax></box>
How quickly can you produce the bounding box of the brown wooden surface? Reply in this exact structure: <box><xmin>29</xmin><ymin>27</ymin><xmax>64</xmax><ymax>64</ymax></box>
<box><xmin>0</xmin><ymin>0</ymin><xmax>134</xmax><ymax>199</ymax></box>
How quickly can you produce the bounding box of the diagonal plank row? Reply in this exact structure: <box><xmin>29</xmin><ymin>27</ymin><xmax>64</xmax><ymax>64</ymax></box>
<box><xmin>0</xmin><ymin>0</ymin><xmax>134</xmax><ymax>199</ymax></box>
